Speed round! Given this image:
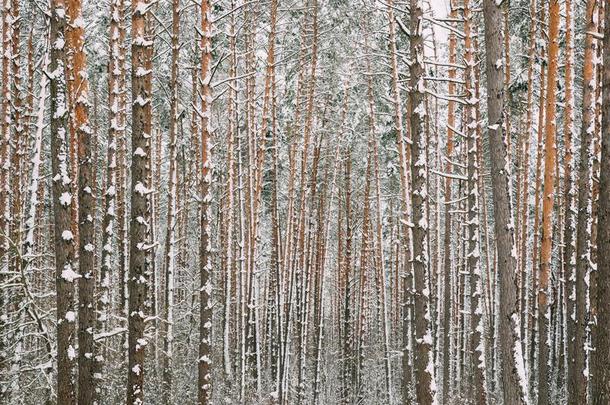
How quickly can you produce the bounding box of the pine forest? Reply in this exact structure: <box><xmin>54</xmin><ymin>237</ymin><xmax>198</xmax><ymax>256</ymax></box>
<box><xmin>1</xmin><ymin>0</ymin><xmax>610</xmax><ymax>403</ymax></box>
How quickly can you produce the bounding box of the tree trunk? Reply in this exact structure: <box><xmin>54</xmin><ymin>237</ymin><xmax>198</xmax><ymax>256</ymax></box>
<box><xmin>386</xmin><ymin>0</ymin><xmax>413</xmax><ymax>398</ymax></box>
<box><xmin>409</xmin><ymin>0</ymin><xmax>434</xmax><ymax>403</ymax></box>
<box><xmin>442</xmin><ymin>6</ymin><xmax>457</xmax><ymax>401</ymax></box>
<box><xmin>65</xmin><ymin>0</ymin><xmax>97</xmax><ymax>402</ymax></box>
<box><xmin>562</xmin><ymin>0</ymin><xmax>578</xmax><ymax>400</ymax></box>
<box><xmin>481</xmin><ymin>0</ymin><xmax>526</xmax><ymax>403</ymax></box>
<box><xmin>537</xmin><ymin>1</ymin><xmax>560</xmax><ymax>403</ymax></box>
<box><xmin>528</xmin><ymin>5</ymin><xmax>548</xmax><ymax>384</ymax></box>
<box><xmin>559</xmin><ymin>0</ymin><xmax>577</xmax><ymax>389</ymax></box>
<box><xmin>198</xmin><ymin>0</ymin><xmax>213</xmax><ymax>403</ymax></box>
<box><xmin>97</xmin><ymin>0</ymin><xmax>124</xmax><ymax>390</ymax></box>
<box><xmin>571</xmin><ymin>1</ymin><xmax>598</xmax><ymax>403</ymax></box>
<box><xmin>126</xmin><ymin>0</ymin><xmax>153</xmax><ymax>402</ymax></box>
<box><xmin>464</xmin><ymin>0</ymin><xmax>486</xmax><ymax>401</ymax></box>
<box><xmin>592</xmin><ymin>1</ymin><xmax>610</xmax><ymax>402</ymax></box>
<box><xmin>518</xmin><ymin>0</ymin><xmax>537</xmax><ymax>362</ymax></box>
<box><xmin>50</xmin><ymin>0</ymin><xmax>77</xmax><ymax>401</ymax></box>
<box><xmin>162</xmin><ymin>0</ymin><xmax>180</xmax><ymax>401</ymax></box>
<box><xmin>0</xmin><ymin>0</ymin><xmax>11</xmax><ymax>268</ymax></box>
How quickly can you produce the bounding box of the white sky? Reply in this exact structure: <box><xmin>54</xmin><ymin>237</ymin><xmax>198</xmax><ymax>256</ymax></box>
<box><xmin>430</xmin><ymin>0</ymin><xmax>450</xmax><ymax>16</ymax></box>
<box><xmin>429</xmin><ymin>0</ymin><xmax>450</xmax><ymax>43</ymax></box>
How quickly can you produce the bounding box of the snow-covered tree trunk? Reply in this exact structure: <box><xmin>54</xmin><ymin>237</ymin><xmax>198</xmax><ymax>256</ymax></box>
<box><xmin>589</xmin><ymin>5</ymin><xmax>604</xmax><ymax>384</ymax></box>
<box><xmin>65</xmin><ymin>0</ymin><xmax>97</xmax><ymax>401</ymax></box>
<box><xmin>373</xmin><ymin>90</ymin><xmax>392</xmax><ymax>405</ymax></box>
<box><xmin>562</xmin><ymin>0</ymin><xmax>578</xmax><ymax>399</ymax></box>
<box><xmin>463</xmin><ymin>0</ymin><xmax>486</xmax><ymax>401</ymax></box>
<box><xmin>9</xmin><ymin>0</ymin><xmax>24</xmax><ymax>279</ymax></box>
<box><xmin>242</xmin><ymin>3</ymin><xmax>262</xmax><ymax>393</ymax></box>
<box><xmin>442</xmin><ymin>10</ymin><xmax>457</xmax><ymax>400</ymax></box>
<box><xmin>223</xmin><ymin>0</ymin><xmax>237</xmax><ymax>382</ymax></box>
<box><xmin>518</xmin><ymin>0</ymin><xmax>537</xmax><ymax>359</ymax></box>
<box><xmin>502</xmin><ymin>2</ymin><xmax>511</xmax><ymax>158</ymax></box>
<box><xmin>198</xmin><ymin>0</ymin><xmax>213</xmax><ymax>402</ymax></box>
<box><xmin>96</xmin><ymin>0</ymin><xmax>124</xmax><ymax>388</ymax></box>
<box><xmin>270</xmin><ymin>57</ymin><xmax>282</xmax><ymax>399</ymax></box>
<box><xmin>592</xmin><ymin>1</ymin><xmax>610</xmax><ymax>401</ymax></box>
<box><xmin>481</xmin><ymin>0</ymin><xmax>527</xmax><ymax>403</ymax></box>
<box><xmin>126</xmin><ymin>0</ymin><xmax>153</xmax><ymax>402</ymax></box>
<box><xmin>572</xmin><ymin>1</ymin><xmax>598</xmax><ymax>402</ymax></box>
<box><xmin>386</xmin><ymin>1</ymin><xmax>413</xmax><ymax>399</ymax></box>
<box><xmin>528</xmin><ymin>5</ymin><xmax>548</xmax><ymax>387</ymax></box>
<box><xmin>116</xmin><ymin>0</ymin><xmax>129</xmax><ymax>334</ymax></box>
<box><xmin>340</xmin><ymin>149</ymin><xmax>355</xmax><ymax>405</ymax></box>
<box><xmin>294</xmin><ymin>1</ymin><xmax>319</xmax><ymax>401</ymax></box>
<box><xmin>537</xmin><ymin>1</ymin><xmax>560</xmax><ymax>403</ymax></box>
<box><xmin>161</xmin><ymin>0</ymin><xmax>180</xmax><ymax>401</ymax></box>
<box><xmin>409</xmin><ymin>0</ymin><xmax>435</xmax><ymax>403</ymax></box>
<box><xmin>0</xmin><ymin>0</ymin><xmax>11</xmax><ymax>267</ymax></box>
<box><xmin>50</xmin><ymin>0</ymin><xmax>77</xmax><ymax>401</ymax></box>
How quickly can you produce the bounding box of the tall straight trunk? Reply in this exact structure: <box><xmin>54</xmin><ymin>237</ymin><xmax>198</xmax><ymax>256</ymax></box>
<box><xmin>278</xmin><ymin>12</ymin><xmax>311</xmax><ymax>399</ymax></box>
<box><xmin>562</xmin><ymin>0</ymin><xmax>579</xmax><ymax>392</ymax></box>
<box><xmin>50</xmin><ymin>0</ymin><xmax>77</xmax><ymax>402</ymax></box>
<box><xmin>127</xmin><ymin>0</ymin><xmax>153</xmax><ymax>402</ymax></box>
<box><xmin>592</xmin><ymin>2</ymin><xmax>610</xmax><ymax>402</ymax></box>
<box><xmin>482</xmin><ymin>0</ymin><xmax>527</xmax><ymax>403</ymax></box>
<box><xmin>237</xmin><ymin>122</ymin><xmax>248</xmax><ymax>402</ymax></box>
<box><xmin>519</xmin><ymin>0</ymin><xmax>537</xmax><ymax>357</ymax></box>
<box><xmin>223</xmin><ymin>0</ymin><xmax>237</xmax><ymax>381</ymax></box>
<box><xmin>571</xmin><ymin>1</ymin><xmax>598</xmax><ymax>402</ymax></box>
<box><xmin>0</xmin><ymin>0</ymin><xmax>11</xmax><ymax>265</ymax></box>
<box><xmin>294</xmin><ymin>2</ymin><xmax>319</xmax><ymax>400</ymax></box>
<box><xmin>247</xmin><ymin>0</ymin><xmax>278</xmax><ymax>393</ymax></box>
<box><xmin>270</xmin><ymin>59</ymin><xmax>283</xmax><ymax>398</ymax></box>
<box><xmin>537</xmin><ymin>2</ymin><xmax>560</xmax><ymax>403</ymax></box>
<box><xmin>590</xmin><ymin>5</ymin><xmax>603</xmax><ymax>373</ymax></box>
<box><xmin>464</xmin><ymin>0</ymin><xmax>486</xmax><ymax>401</ymax></box>
<box><xmin>409</xmin><ymin>0</ymin><xmax>434</xmax><ymax>403</ymax></box>
<box><xmin>242</xmin><ymin>4</ymin><xmax>261</xmax><ymax>391</ymax></box>
<box><xmin>198</xmin><ymin>0</ymin><xmax>213</xmax><ymax>403</ymax></box>
<box><xmin>65</xmin><ymin>0</ymin><xmax>97</xmax><ymax>402</ymax></box>
<box><xmin>373</xmin><ymin>98</ymin><xmax>392</xmax><ymax>405</ymax></box>
<box><xmin>356</xmin><ymin>143</ymin><xmax>372</xmax><ymax>403</ymax></box>
<box><xmin>9</xmin><ymin>0</ymin><xmax>23</xmax><ymax>280</ymax></box>
<box><xmin>150</xmin><ymin>128</ymin><xmax>161</xmax><ymax>376</ymax></box>
<box><xmin>116</xmin><ymin>0</ymin><xmax>128</xmax><ymax>330</ymax></box>
<box><xmin>502</xmin><ymin>0</ymin><xmax>511</xmax><ymax>156</ymax></box>
<box><xmin>340</xmin><ymin>152</ymin><xmax>354</xmax><ymax>405</ymax></box>
<box><xmin>162</xmin><ymin>0</ymin><xmax>180</xmax><ymax>400</ymax></box>
<box><xmin>311</xmin><ymin>159</ymin><xmax>330</xmax><ymax>403</ymax></box>
<box><xmin>97</xmin><ymin>0</ymin><xmax>124</xmax><ymax>375</ymax></box>
<box><xmin>562</xmin><ymin>0</ymin><xmax>577</xmax><ymax>399</ymax></box>
<box><xmin>386</xmin><ymin>0</ymin><xmax>413</xmax><ymax>397</ymax></box>
<box><xmin>529</xmin><ymin>5</ymin><xmax>548</xmax><ymax>381</ymax></box>
<box><xmin>362</xmin><ymin>28</ymin><xmax>391</xmax><ymax>401</ymax></box>
<box><xmin>147</xmin><ymin>2</ymin><xmax>158</xmax><ymax>372</ymax></box>
<box><xmin>312</xmin><ymin>120</ymin><xmax>342</xmax><ymax>404</ymax></box>
<box><xmin>473</xmin><ymin>34</ymin><xmax>494</xmax><ymax>347</ymax></box>
<box><xmin>442</xmin><ymin>6</ymin><xmax>457</xmax><ymax>402</ymax></box>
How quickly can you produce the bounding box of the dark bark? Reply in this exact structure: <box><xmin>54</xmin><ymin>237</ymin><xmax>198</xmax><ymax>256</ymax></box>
<box><xmin>482</xmin><ymin>0</ymin><xmax>525</xmax><ymax>403</ymax></box>
<box><xmin>50</xmin><ymin>0</ymin><xmax>77</xmax><ymax>402</ymax></box>
<box><xmin>198</xmin><ymin>1</ymin><xmax>213</xmax><ymax>403</ymax></box>
<box><xmin>126</xmin><ymin>0</ymin><xmax>153</xmax><ymax>402</ymax></box>
<box><xmin>409</xmin><ymin>0</ymin><xmax>434</xmax><ymax>403</ymax></box>
<box><xmin>569</xmin><ymin>3</ymin><xmax>598</xmax><ymax>405</ymax></box>
<box><xmin>592</xmin><ymin>2</ymin><xmax>610</xmax><ymax>402</ymax></box>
